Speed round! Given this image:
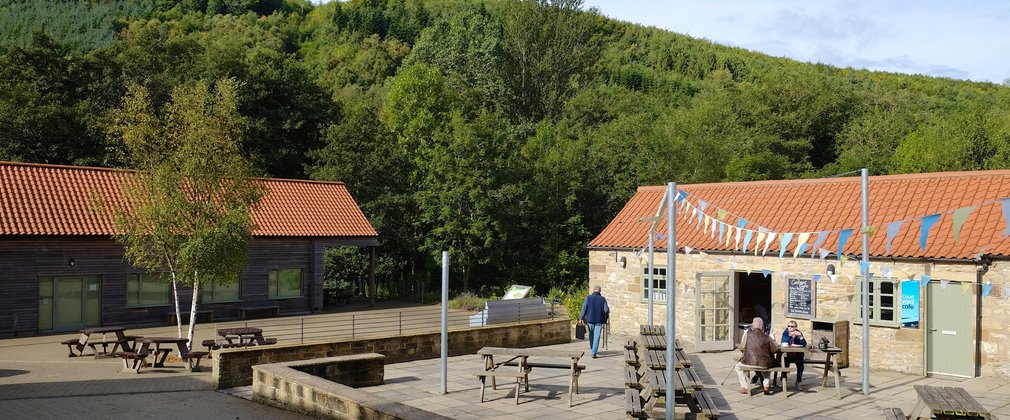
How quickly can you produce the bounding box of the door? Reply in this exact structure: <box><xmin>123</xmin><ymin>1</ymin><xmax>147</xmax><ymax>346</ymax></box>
<box><xmin>696</xmin><ymin>272</ymin><xmax>734</xmax><ymax>351</ymax></box>
<box><xmin>926</xmin><ymin>280</ymin><xmax>973</xmax><ymax>377</ymax></box>
<box><xmin>39</xmin><ymin>276</ymin><xmax>101</xmax><ymax>332</ymax></box>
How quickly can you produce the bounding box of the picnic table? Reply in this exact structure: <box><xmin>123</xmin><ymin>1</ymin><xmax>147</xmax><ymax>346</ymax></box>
<box><xmin>63</xmin><ymin>327</ymin><xmax>135</xmax><ymax>357</ymax></box>
<box><xmin>641</xmin><ymin>349</ymin><xmax>691</xmax><ymax>369</ymax></box>
<box><xmin>639</xmin><ymin>333</ymin><xmax>683</xmax><ymax>351</ymax></box>
<box><xmin>216</xmin><ymin>327</ymin><xmax>274</xmax><ymax>346</ymax></box>
<box><xmin>772</xmin><ymin>345</ymin><xmax>844</xmax><ymax>399</ymax></box>
<box><xmin>138</xmin><ymin>337</ymin><xmax>190</xmax><ymax>368</ymax></box>
<box><xmin>475</xmin><ymin>346</ymin><xmax>585</xmax><ymax>407</ymax></box>
<box><xmin>908</xmin><ymin>385</ymin><xmax>992</xmax><ymax>419</ymax></box>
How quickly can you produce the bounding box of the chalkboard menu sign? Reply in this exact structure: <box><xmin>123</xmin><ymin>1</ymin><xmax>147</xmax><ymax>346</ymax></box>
<box><xmin>786</xmin><ymin>277</ymin><xmax>815</xmax><ymax>318</ymax></box>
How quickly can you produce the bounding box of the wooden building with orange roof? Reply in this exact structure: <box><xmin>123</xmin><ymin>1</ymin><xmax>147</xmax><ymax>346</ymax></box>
<box><xmin>0</xmin><ymin>162</ymin><xmax>378</xmax><ymax>336</ymax></box>
<box><xmin>590</xmin><ymin>171</ymin><xmax>1010</xmax><ymax>378</ymax></box>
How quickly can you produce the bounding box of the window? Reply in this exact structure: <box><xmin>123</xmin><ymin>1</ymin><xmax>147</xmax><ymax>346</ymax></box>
<box><xmin>268</xmin><ymin>268</ymin><xmax>303</xmax><ymax>299</ymax></box>
<box><xmin>202</xmin><ymin>281</ymin><xmax>240</xmax><ymax>303</ymax></box>
<box><xmin>640</xmin><ymin>267</ymin><xmax>668</xmax><ymax>303</ymax></box>
<box><xmin>856</xmin><ymin>277</ymin><xmax>900</xmax><ymax>327</ymax></box>
<box><xmin>127</xmin><ymin>273</ymin><xmax>171</xmax><ymax>307</ymax></box>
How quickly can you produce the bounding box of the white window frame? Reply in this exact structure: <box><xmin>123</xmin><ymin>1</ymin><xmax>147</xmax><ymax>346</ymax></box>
<box><xmin>640</xmin><ymin>267</ymin><xmax>668</xmax><ymax>304</ymax></box>
<box><xmin>855</xmin><ymin>276</ymin><xmax>900</xmax><ymax>327</ymax></box>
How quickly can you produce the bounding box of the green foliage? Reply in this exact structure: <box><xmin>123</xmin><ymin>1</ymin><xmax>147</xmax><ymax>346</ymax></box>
<box><xmin>7</xmin><ymin>0</ymin><xmax>1010</xmax><ymax>302</ymax></box>
<box><xmin>547</xmin><ymin>285</ymin><xmax>586</xmax><ymax>322</ymax></box>
<box><xmin>447</xmin><ymin>291</ymin><xmax>485</xmax><ymax>311</ymax></box>
<box><xmin>0</xmin><ymin>0</ymin><xmax>156</xmax><ymax>54</ymax></box>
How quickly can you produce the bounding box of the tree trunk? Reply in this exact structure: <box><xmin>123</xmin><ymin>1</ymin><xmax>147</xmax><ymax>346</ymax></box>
<box><xmin>171</xmin><ymin>272</ymin><xmax>182</xmax><ymax>338</ymax></box>
<box><xmin>186</xmin><ymin>273</ymin><xmax>199</xmax><ymax>352</ymax></box>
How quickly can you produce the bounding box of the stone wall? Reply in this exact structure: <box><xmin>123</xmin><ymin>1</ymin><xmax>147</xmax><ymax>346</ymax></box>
<box><xmin>253</xmin><ymin>354</ymin><xmax>451</xmax><ymax>420</ymax></box>
<box><xmin>214</xmin><ymin>318</ymin><xmax>571</xmax><ymax>389</ymax></box>
<box><xmin>590</xmin><ymin>249</ymin><xmax>1010</xmax><ymax>377</ymax></box>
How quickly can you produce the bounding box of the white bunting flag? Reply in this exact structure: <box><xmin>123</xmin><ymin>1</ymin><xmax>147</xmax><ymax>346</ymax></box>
<box><xmin>762</xmin><ymin>232</ymin><xmax>777</xmax><ymax>256</ymax></box>
<box><xmin>828</xmin><ymin>274</ymin><xmax>839</xmax><ymax>283</ymax></box>
<box><xmin>818</xmin><ymin>248</ymin><xmax>831</xmax><ymax>260</ymax></box>
<box><xmin>725</xmin><ymin>225</ymin><xmax>734</xmax><ymax>247</ymax></box>
<box><xmin>690</xmin><ymin>208</ymin><xmax>697</xmax><ymax>224</ymax></box>
<box><xmin>684</xmin><ymin>246</ymin><xmax>693</xmax><ymax>255</ymax></box>
<box><xmin>699</xmin><ymin>251</ymin><xmax>709</xmax><ymax>257</ymax></box>
<box><xmin>734</xmin><ymin>226</ymin><xmax>742</xmax><ymax>250</ymax></box>
<box><xmin>809</xmin><ymin>231</ymin><xmax>829</xmax><ymax>259</ymax></box>
<box><xmin>729</xmin><ymin>261</ymin><xmax>737</xmax><ymax>270</ymax></box>
<box><xmin>710</xmin><ymin>217</ymin><xmax>718</xmax><ymax>239</ymax></box>
<box><xmin>881</xmin><ymin>266</ymin><xmax>893</xmax><ymax>278</ymax></box>
<box><xmin>755</xmin><ymin>232</ymin><xmax>767</xmax><ymax>256</ymax></box>
<box><xmin>940</xmin><ymin>280</ymin><xmax>949</xmax><ymax>289</ymax></box>
<box><xmin>793</xmin><ymin>232</ymin><xmax>812</xmax><ymax>258</ymax></box>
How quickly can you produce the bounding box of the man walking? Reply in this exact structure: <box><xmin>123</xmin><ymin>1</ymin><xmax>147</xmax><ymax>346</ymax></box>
<box><xmin>579</xmin><ymin>285</ymin><xmax>610</xmax><ymax>358</ymax></box>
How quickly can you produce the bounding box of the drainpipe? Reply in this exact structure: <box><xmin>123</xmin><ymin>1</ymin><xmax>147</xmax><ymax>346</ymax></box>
<box><xmin>974</xmin><ymin>255</ymin><xmax>991</xmax><ymax>378</ymax></box>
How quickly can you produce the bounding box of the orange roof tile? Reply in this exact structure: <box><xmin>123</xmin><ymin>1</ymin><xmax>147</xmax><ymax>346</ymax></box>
<box><xmin>0</xmin><ymin>162</ymin><xmax>377</xmax><ymax>238</ymax></box>
<box><xmin>589</xmin><ymin>171</ymin><xmax>1010</xmax><ymax>260</ymax></box>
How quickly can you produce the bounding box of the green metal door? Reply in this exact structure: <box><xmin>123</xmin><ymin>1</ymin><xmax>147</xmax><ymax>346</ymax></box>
<box><xmin>926</xmin><ymin>281</ymin><xmax>974</xmax><ymax>377</ymax></box>
<box><xmin>696</xmin><ymin>272</ymin><xmax>734</xmax><ymax>351</ymax></box>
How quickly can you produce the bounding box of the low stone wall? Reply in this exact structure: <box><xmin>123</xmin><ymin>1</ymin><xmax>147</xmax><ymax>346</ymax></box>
<box><xmin>214</xmin><ymin>317</ymin><xmax>571</xmax><ymax>389</ymax></box>
<box><xmin>253</xmin><ymin>353</ymin><xmax>450</xmax><ymax>420</ymax></box>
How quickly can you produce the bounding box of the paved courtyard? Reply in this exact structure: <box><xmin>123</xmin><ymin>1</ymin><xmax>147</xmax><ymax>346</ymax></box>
<box><xmin>1</xmin><ymin>307</ymin><xmax>1009</xmax><ymax>419</ymax></box>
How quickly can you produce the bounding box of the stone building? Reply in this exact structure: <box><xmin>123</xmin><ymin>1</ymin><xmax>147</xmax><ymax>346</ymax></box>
<box><xmin>589</xmin><ymin>171</ymin><xmax>1010</xmax><ymax>378</ymax></box>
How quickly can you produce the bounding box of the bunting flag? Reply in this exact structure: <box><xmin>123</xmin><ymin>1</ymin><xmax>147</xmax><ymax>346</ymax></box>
<box><xmin>699</xmin><ymin>251</ymin><xmax>709</xmax><ymax>257</ymax></box>
<box><xmin>809</xmin><ymin>232</ymin><xmax>829</xmax><ymax>259</ymax></box>
<box><xmin>755</xmin><ymin>232</ymin><xmax>767</xmax><ymax>256</ymax></box>
<box><xmin>885</xmin><ymin>220</ymin><xmax>904</xmax><ymax>254</ymax></box>
<box><xmin>718</xmin><ymin>223</ymin><xmax>725</xmax><ymax>244</ymax></box>
<box><xmin>717</xmin><ymin>209</ymin><xmax>729</xmax><ymax>222</ymax></box>
<box><xmin>1003</xmin><ymin>285</ymin><xmax>1010</xmax><ymax>298</ymax></box>
<box><xmin>818</xmin><ymin>248</ymin><xmax>831</xmax><ymax>260</ymax></box>
<box><xmin>733</xmin><ymin>226</ymin><xmax>742</xmax><ymax>250</ymax></box>
<box><xmin>983</xmin><ymin>283</ymin><xmax>993</xmax><ymax>297</ymax></box>
<box><xmin>698</xmin><ymin>199</ymin><xmax>709</xmax><ymax>213</ymax></box>
<box><xmin>919</xmin><ymin>214</ymin><xmax>941</xmax><ymax>250</ymax></box>
<box><xmin>859</xmin><ymin>261</ymin><xmax>871</xmax><ymax>273</ymax></box>
<box><xmin>762</xmin><ymin>232</ymin><xmax>777</xmax><ymax>256</ymax></box>
<box><xmin>690</xmin><ymin>207</ymin><xmax>697</xmax><ymax>223</ymax></box>
<box><xmin>743</xmin><ymin>230</ymin><xmax>754</xmax><ymax>253</ymax></box>
<box><xmin>867</xmin><ymin>272</ymin><xmax>875</xmax><ymax>281</ymax></box>
<box><xmin>951</xmin><ymin>206</ymin><xmax>977</xmax><ymax>243</ymax></box>
<box><xmin>710</xmin><ymin>217</ymin><xmax>717</xmax><ymax>239</ymax></box>
<box><xmin>812</xmin><ymin>274</ymin><xmax>821</xmax><ymax>282</ymax></box>
<box><xmin>828</xmin><ymin>274</ymin><xmax>839</xmax><ymax>283</ymax></box>
<box><xmin>961</xmin><ymin>282</ymin><xmax>971</xmax><ymax>294</ymax></box>
<box><xmin>1004</xmin><ymin>199</ymin><xmax>1010</xmax><ymax>236</ymax></box>
<box><xmin>921</xmin><ymin>274</ymin><xmax>932</xmax><ymax>285</ymax></box>
<box><xmin>696</xmin><ymin>207</ymin><xmax>704</xmax><ymax>229</ymax></box>
<box><xmin>840</xmin><ymin>255</ymin><xmax>849</xmax><ymax>267</ymax></box>
<box><xmin>881</xmin><ymin>266</ymin><xmax>893</xmax><ymax>278</ymax></box>
<box><xmin>860</xmin><ymin>226</ymin><xmax>876</xmax><ymax>237</ymax></box>
<box><xmin>703</xmin><ymin>215</ymin><xmax>710</xmax><ymax>234</ymax></box>
<box><xmin>746</xmin><ymin>268</ymin><xmax>752</xmax><ymax>275</ymax></box>
<box><xmin>903</xmin><ymin>268</ymin><xmax>916</xmax><ymax>279</ymax></box>
<box><xmin>635</xmin><ymin>248</ymin><xmax>644</xmax><ymax>258</ymax></box>
<box><xmin>940</xmin><ymin>279</ymin><xmax>949</xmax><ymax>288</ymax></box>
<box><xmin>657</xmin><ymin>232</ymin><xmax>664</xmax><ymax>241</ymax></box>
<box><xmin>737</xmin><ymin>217</ymin><xmax>749</xmax><ymax>230</ymax></box>
<box><xmin>726</xmin><ymin>225</ymin><xmax>734</xmax><ymax>247</ymax></box>
<box><xmin>728</xmin><ymin>261</ymin><xmax>737</xmax><ymax>270</ymax></box>
<box><xmin>778</xmin><ymin>233</ymin><xmax>794</xmax><ymax>259</ymax></box>
<box><xmin>761</xmin><ymin>269</ymin><xmax>770</xmax><ymax>278</ymax></box>
<box><xmin>676</xmin><ymin>190</ymin><xmax>688</xmax><ymax>202</ymax></box>
<box><xmin>793</xmin><ymin>232</ymin><xmax>811</xmax><ymax>258</ymax></box>
<box><xmin>684</xmin><ymin>246</ymin><xmax>693</xmax><ymax>254</ymax></box>
<box><xmin>837</xmin><ymin>229</ymin><xmax>853</xmax><ymax>260</ymax></box>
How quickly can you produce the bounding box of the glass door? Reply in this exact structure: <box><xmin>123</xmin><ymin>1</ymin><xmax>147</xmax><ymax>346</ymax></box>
<box><xmin>55</xmin><ymin>277</ymin><xmax>84</xmax><ymax>331</ymax></box>
<box><xmin>695</xmin><ymin>272</ymin><xmax>735</xmax><ymax>351</ymax></box>
<box><xmin>39</xmin><ymin>276</ymin><xmax>101</xmax><ymax>332</ymax></box>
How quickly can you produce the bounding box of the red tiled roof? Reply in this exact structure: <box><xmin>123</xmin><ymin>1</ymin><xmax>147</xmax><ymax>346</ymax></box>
<box><xmin>589</xmin><ymin>171</ymin><xmax>1010</xmax><ymax>260</ymax></box>
<box><xmin>0</xmin><ymin>161</ymin><xmax>377</xmax><ymax>238</ymax></box>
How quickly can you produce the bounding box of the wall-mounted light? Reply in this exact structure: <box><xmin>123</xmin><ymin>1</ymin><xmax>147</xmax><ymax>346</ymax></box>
<box><xmin>68</xmin><ymin>257</ymin><xmax>76</xmax><ymax>267</ymax></box>
<box><xmin>619</xmin><ymin>256</ymin><xmax>627</xmax><ymax>268</ymax></box>
<box><xmin>826</xmin><ymin>263</ymin><xmax>835</xmax><ymax>276</ymax></box>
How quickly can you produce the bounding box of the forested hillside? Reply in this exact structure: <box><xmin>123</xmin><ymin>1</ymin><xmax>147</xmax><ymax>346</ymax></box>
<box><xmin>4</xmin><ymin>0</ymin><xmax>1010</xmax><ymax>294</ymax></box>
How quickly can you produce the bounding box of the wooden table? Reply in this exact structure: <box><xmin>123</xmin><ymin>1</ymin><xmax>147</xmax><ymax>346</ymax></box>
<box><xmin>774</xmin><ymin>345</ymin><xmax>844</xmax><ymax>399</ymax></box>
<box><xmin>77</xmin><ymin>327</ymin><xmax>132</xmax><ymax>357</ymax></box>
<box><xmin>476</xmin><ymin>347</ymin><xmax>584</xmax><ymax>407</ymax></box>
<box><xmin>139</xmin><ymin>337</ymin><xmax>190</xmax><ymax>367</ymax></box>
<box><xmin>641</xmin><ymin>349</ymin><xmax>690</xmax><ymax>370</ymax></box>
<box><xmin>908</xmin><ymin>385</ymin><xmax>991</xmax><ymax>419</ymax></box>
<box><xmin>217</xmin><ymin>327</ymin><xmax>264</xmax><ymax>344</ymax></box>
<box><xmin>639</xmin><ymin>334</ymin><xmax>682</xmax><ymax>351</ymax></box>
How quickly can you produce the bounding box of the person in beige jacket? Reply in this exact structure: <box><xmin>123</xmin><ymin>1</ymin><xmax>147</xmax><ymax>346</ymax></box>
<box><xmin>734</xmin><ymin>317</ymin><xmax>778</xmax><ymax>394</ymax></box>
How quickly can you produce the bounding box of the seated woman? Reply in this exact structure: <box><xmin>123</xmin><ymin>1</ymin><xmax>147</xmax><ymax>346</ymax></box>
<box><xmin>780</xmin><ymin>321</ymin><xmax>807</xmax><ymax>386</ymax></box>
<box><xmin>734</xmin><ymin>317</ymin><xmax>778</xmax><ymax>394</ymax></box>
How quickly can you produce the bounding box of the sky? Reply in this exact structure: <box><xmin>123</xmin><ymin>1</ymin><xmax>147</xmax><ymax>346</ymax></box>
<box><xmin>582</xmin><ymin>0</ymin><xmax>1010</xmax><ymax>84</ymax></box>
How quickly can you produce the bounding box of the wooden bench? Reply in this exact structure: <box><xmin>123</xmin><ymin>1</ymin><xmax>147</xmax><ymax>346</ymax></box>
<box><xmin>60</xmin><ymin>338</ymin><xmax>82</xmax><ymax>357</ymax></box>
<box><xmin>115</xmin><ymin>350</ymin><xmax>150</xmax><ymax>373</ymax></box>
<box><xmin>625</xmin><ymin>348</ymin><xmax>640</xmax><ymax>367</ymax></box>
<box><xmin>238</xmin><ymin>302</ymin><xmax>280</xmax><ymax>320</ymax></box>
<box><xmin>883</xmin><ymin>408</ymin><xmax>906</xmax><ymax>420</ymax></box>
<box><xmin>909</xmin><ymin>385</ymin><xmax>992</xmax><ymax>419</ymax></box>
<box><xmin>624</xmin><ymin>365</ymin><xmax>642</xmax><ymax>390</ymax></box>
<box><xmin>181</xmin><ymin>350</ymin><xmax>209</xmax><ymax>372</ymax></box>
<box><xmin>691</xmin><ymin>389</ymin><xmax>721</xmax><ymax>419</ymax></box>
<box><xmin>739</xmin><ymin>365</ymin><xmax>795</xmax><ymax>397</ymax></box>
<box><xmin>624</xmin><ymin>339</ymin><xmax>637</xmax><ymax>350</ymax></box>
<box><xmin>167</xmin><ymin>309</ymin><xmax>214</xmax><ymax>325</ymax></box>
<box><xmin>252</xmin><ymin>336</ymin><xmax>278</xmax><ymax>346</ymax></box>
<box><xmin>475</xmin><ymin>367</ymin><xmax>531</xmax><ymax>405</ymax></box>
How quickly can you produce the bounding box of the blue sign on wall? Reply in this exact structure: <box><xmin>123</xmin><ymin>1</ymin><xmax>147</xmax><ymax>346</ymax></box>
<box><xmin>901</xmin><ymin>280</ymin><xmax>920</xmax><ymax>328</ymax></box>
